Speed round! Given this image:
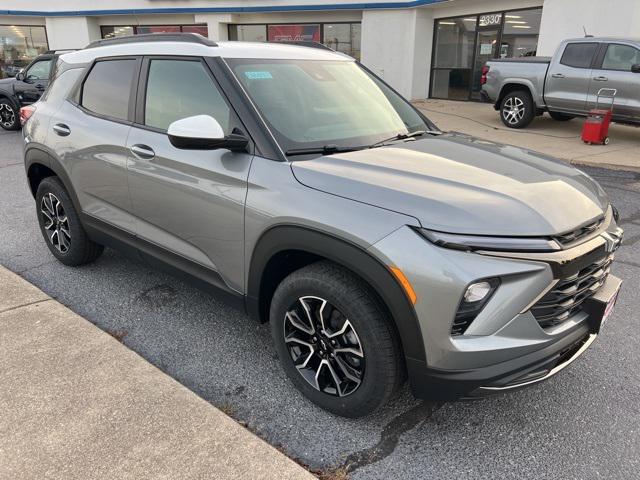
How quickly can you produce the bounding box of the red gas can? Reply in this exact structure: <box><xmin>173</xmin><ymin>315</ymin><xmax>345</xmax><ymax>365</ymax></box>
<box><xmin>581</xmin><ymin>109</ymin><xmax>612</xmax><ymax>145</ymax></box>
<box><xmin>581</xmin><ymin>90</ymin><xmax>615</xmax><ymax>145</ymax></box>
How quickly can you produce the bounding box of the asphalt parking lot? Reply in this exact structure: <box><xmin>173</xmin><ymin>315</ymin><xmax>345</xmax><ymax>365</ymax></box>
<box><xmin>1</xmin><ymin>129</ymin><xmax>639</xmax><ymax>479</ymax></box>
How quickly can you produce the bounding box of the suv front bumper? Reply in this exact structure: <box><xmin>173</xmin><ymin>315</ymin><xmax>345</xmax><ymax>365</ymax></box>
<box><xmin>369</xmin><ymin>222</ymin><xmax>622</xmax><ymax>400</ymax></box>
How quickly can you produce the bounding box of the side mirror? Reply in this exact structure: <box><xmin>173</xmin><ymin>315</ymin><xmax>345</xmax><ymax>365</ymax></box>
<box><xmin>15</xmin><ymin>71</ymin><xmax>24</xmax><ymax>81</ymax></box>
<box><xmin>631</xmin><ymin>64</ymin><xmax>640</xmax><ymax>73</ymax></box>
<box><xmin>167</xmin><ymin>115</ymin><xmax>248</xmax><ymax>151</ymax></box>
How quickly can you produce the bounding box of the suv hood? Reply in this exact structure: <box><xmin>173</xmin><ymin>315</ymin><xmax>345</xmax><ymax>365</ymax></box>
<box><xmin>291</xmin><ymin>133</ymin><xmax>609</xmax><ymax>236</ymax></box>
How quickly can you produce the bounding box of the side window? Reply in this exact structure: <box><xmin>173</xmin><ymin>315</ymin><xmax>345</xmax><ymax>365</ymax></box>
<box><xmin>26</xmin><ymin>59</ymin><xmax>52</xmax><ymax>80</ymax></box>
<box><xmin>81</xmin><ymin>59</ymin><xmax>137</xmax><ymax>121</ymax></box>
<box><xmin>602</xmin><ymin>44</ymin><xmax>640</xmax><ymax>71</ymax></box>
<box><xmin>144</xmin><ymin>59</ymin><xmax>231</xmax><ymax>132</ymax></box>
<box><xmin>560</xmin><ymin>43</ymin><xmax>599</xmax><ymax>69</ymax></box>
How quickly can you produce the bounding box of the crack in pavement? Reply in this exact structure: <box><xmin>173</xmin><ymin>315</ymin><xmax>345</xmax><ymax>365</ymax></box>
<box><xmin>336</xmin><ymin>401</ymin><xmax>443</xmax><ymax>475</ymax></box>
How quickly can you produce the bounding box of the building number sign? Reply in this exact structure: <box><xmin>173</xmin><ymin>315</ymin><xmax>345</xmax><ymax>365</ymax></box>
<box><xmin>479</xmin><ymin>14</ymin><xmax>502</xmax><ymax>27</ymax></box>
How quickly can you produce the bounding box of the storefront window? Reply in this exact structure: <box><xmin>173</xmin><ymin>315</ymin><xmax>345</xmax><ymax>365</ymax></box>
<box><xmin>136</xmin><ymin>26</ymin><xmax>181</xmax><ymax>35</ymax></box>
<box><xmin>500</xmin><ymin>8</ymin><xmax>542</xmax><ymax>58</ymax></box>
<box><xmin>0</xmin><ymin>25</ymin><xmax>48</xmax><ymax>79</ymax></box>
<box><xmin>267</xmin><ymin>24</ymin><xmax>320</xmax><ymax>42</ymax></box>
<box><xmin>101</xmin><ymin>25</ymin><xmax>208</xmax><ymax>40</ymax></box>
<box><xmin>101</xmin><ymin>26</ymin><xmax>135</xmax><ymax>39</ymax></box>
<box><xmin>229</xmin><ymin>23</ymin><xmax>362</xmax><ymax>60</ymax></box>
<box><xmin>323</xmin><ymin>23</ymin><xmax>361</xmax><ymax>60</ymax></box>
<box><xmin>431</xmin><ymin>17</ymin><xmax>476</xmax><ymax>100</ymax></box>
<box><xmin>430</xmin><ymin>7</ymin><xmax>542</xmax><ymax>101</ymax></box>
<box><xmin>228</xmin><ymin>24</ymin><xmax>267</xmax><ymax>42</ymax></box>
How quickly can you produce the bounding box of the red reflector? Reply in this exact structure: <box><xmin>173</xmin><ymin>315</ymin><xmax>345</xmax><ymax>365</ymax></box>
<box><xmin>480</xmin><ymin>65</ymin><xmax>490</xmax><ymax>85</ymax></box>
<box><xmin>20</xmin><ymin>105</ymin><xmax>36</xmax><ymax>126</ymax></box>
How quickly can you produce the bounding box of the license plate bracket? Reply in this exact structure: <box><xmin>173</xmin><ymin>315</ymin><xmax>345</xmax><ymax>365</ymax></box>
<box><xmin>582</xmin><ymin>275</ymin><xmax>622</xmax><ymax>332</ymax></box>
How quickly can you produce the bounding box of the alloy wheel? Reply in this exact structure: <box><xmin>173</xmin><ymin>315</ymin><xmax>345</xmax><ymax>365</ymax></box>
<box><xmin>41</xmin><ymin>192</ymin><xmax>71</xmax><ymax>253</ymax></box>
<box><xmin>502</xmin><ymin>96</ymin><xmax>525</xmax><ymax>125</ymax></box>
<box><xmin>0</xmin><ymin>104</ymin><xmax>15</xmax><ymax>129</ymax></box>
<box><xmin>284</xmin><ymin>296</ymin><xmax>365</xmax><ymax>397</ymax></box>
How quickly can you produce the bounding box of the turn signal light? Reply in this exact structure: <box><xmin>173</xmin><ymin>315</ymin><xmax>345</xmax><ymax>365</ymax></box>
<box><xmin>20</xmin><ymin>105</ymin><xmax>36</xmax><ymax>126</ymax></box>
<box><xmin>390</xmin><ymin>266</ymin><xmax>417</xmax><ymax>305</ymax></box>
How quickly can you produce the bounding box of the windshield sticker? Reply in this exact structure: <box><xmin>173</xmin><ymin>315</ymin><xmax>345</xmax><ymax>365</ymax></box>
<box><xmin>244</xmin><ymin>71</ymin><xmax>273</xmax><ymax>80</ymax></box>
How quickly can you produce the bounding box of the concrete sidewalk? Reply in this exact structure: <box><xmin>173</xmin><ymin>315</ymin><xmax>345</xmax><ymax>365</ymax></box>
<box><xmin>415</xmin><ymin>99</ymin><xmax>640</xmax><ymax>172</ymax></box>
<box><xmin>0</xmin><ymin>266</ymin><xmax>314</xmax><ymax>480</ymax></box>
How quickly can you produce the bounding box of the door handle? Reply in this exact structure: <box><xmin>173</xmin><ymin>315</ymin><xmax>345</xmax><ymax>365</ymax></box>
<box><xmin>130</xmin><ymin>144</ymin><xmax>155</xmax><ymax>160</ymax></box>
<box><xmin>593</xmin><ymin>76</ymin><xmax>608</xmax><ymax>81</ymax></box>
<box><xmin>551</xmin><ymin>73</ymin><xmax>565</xmax><ymax>78</ymax></box>
<box><xmin>52</xmin><ymin>123</ymin><xmax>71</xmax><ymax>137</ymax></box>
<box><xmin>35</xmin><ymin>84</ymin><xmax>45</xmax><ymax>90</ymax></box>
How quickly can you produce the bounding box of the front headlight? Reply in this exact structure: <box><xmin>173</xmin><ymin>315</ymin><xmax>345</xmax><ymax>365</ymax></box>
<box><xmin>417</xmin><ymin>229</ymin><xmax>561</xmax><ymax>252</ymax></box>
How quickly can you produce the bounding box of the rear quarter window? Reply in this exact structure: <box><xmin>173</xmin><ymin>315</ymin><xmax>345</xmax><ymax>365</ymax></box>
<box><xmin>81</xmin><ymin>59</ymin><xmax>137</xmax><ymax>121</ymax></box>
<box><xmin>560</xmin><ymin>42</ymin><xmax>599</xmax><ymax>69</ymax></box>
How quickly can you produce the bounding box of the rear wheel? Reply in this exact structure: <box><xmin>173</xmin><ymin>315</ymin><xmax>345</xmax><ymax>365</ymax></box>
<box><xmin>36</xmin><ymin>177</ymin><xmax>104</xmax><ymax>266</ymax></box>
<box><xmin>0</xmin><ymin>100</ymin><xmax>19</xmax><ymax>130</ymax></box>
<box><xmin>549</xmin><ymin>111</ymin><xmax>575</xmax><ymax>121</ymax></box>
<box><xmin>500</xmin><ymin>90</ymin><xmax>535</xmax><ymax>128</ymax></box>
<box><xmin>270</xmin><ymin>261</ymin><xmax>404</xmax><ymax>417</ymax></box>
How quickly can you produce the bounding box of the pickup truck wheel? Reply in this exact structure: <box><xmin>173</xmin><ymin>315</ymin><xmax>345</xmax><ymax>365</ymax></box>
<box><xmin>270</xmin><ymin>260</ymin><xmax>403</xmax><ymax>417</ymax></box>
<box><xmin>549</xmin><ymin>111</ymin><xmax>575</xmax><ymax>121</ymax></box>
<box><xmin>0</xmin><ymin>100</ymin><xmax>20</xmax><ymax>130</ymax></box>
<box><xmin>500</xmin><ymin>90</ymin><xmax>534</xmax><ymax>128</ymax></box>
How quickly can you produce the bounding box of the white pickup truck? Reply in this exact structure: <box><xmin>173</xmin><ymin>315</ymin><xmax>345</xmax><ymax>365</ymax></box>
<box><xmin>481</xmin><ymin>37</ymin><xmax>640</xmax><ymax>128</ymax></box>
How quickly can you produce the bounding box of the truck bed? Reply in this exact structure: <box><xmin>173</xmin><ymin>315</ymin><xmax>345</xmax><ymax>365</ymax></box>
<box><xmin>487</xmin><ymin>56</ymin><xmax>551</xmax><ymax>64</ymax></box>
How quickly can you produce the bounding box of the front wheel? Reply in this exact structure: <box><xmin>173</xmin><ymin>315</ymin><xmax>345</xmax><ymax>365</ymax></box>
<box><xmin>500</xmin><ymin>90</ymin><xmax>535</xmax><ymax>128</ymax></box>
<box><xmin>270</xmin><ymin>261</ymin><xmax>404</xmax><ymax>417</ymax></box>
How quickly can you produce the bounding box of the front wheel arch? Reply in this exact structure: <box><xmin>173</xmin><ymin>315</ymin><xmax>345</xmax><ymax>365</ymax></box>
<box><xmin>246</xmin><ymin>225</ymin><xmax>427</xmax><ymax>364</ymax></box>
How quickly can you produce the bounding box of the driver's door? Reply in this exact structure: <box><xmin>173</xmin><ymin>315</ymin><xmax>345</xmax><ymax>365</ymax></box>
<box><xmin>14</xmin><ymin>56</ymin><xmax>53</xmax><ymax>105</ymax></box>
<box><xmin>126</xmin><ymin>56</ymin><xmax>253</xmax><ymax>293</ymax></box>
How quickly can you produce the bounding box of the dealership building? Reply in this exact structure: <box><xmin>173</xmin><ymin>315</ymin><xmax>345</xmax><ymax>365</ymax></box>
<box><xmin>1</xmin><ymin>0</ymin><xmax>638</xmax><ymax>100</ymax></box>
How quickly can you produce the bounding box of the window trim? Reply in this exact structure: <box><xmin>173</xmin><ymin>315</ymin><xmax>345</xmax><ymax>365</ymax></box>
<box><xmin>76</xmin><ymin>55</ymin><xmax>142</xmax><ymax>126</ymax></box>
<box><xmin>596</xmin><ymin>42</ymin><xmax>640</xmax><ymax>72</ymax></box>
<box><xmin>559</xmin><ymin>42</ymin><xmax>600</xmax><ymax>69</ymax></box>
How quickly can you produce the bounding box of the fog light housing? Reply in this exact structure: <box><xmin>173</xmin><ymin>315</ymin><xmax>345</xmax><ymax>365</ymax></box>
<box><xmin>452</xmin><ymin>278</ymin><xmax>500</xmax><ymax>336</ymax></box>
<box><xmin>464</xmin><ymin>281</ymin><xmax>492</xmax><ymax>303</ymax></box>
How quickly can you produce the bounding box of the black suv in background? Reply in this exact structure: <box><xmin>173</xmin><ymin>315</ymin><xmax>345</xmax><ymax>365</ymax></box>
<box><xmin>0</xmin><ymin>51</ymin><xmax>70</xmax><ymax>130</ymax></box>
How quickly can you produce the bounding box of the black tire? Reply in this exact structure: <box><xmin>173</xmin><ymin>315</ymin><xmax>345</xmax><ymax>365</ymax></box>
<box><xmin>36</xmin><ymin>176</ymin><xmax>104</xmax><ymax>266</ymax></box>
<box><xmin>270</xmin><ymin>260</ymin><xmax>404</xmax><ymax>417</ymax></box>
<box><xmin>549</xmin><ymin>111</ymin><xmax>575</xmax><ymax>121</ymax></box>
<box><xmin>0</xmin><ymin>100</ymin><xmax>20</xmax><ymax>130</ymax></box>
<box><xmin>500</xmin><ymin>90</ymin><xmax>535</xmax><ymax>128</ymax></box>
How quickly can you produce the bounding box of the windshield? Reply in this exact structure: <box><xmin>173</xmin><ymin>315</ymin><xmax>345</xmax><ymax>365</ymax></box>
<box><xmin>227</xmin><ymin>58</ymin><xmax>436</xmax><ymax>155</ymax></box>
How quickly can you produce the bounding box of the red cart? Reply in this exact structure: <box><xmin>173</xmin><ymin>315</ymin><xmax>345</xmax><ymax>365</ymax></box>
<box><xmin>581</xmin><ymin>89</ymin><xmax>616</xmax><ymax>145</ymax></box>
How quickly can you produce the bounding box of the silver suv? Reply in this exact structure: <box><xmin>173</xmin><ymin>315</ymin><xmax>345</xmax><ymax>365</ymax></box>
<box><xmin>23</xmin><ymin>33</ymin><xmax>623</xmax><ymax>417</ymax></box>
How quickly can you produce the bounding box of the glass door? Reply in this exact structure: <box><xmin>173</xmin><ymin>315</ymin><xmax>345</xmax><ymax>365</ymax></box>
<box><xmin>470</xmin><ymin>28</ymin><xmax>500</xmax><ymax>100</ymax></box>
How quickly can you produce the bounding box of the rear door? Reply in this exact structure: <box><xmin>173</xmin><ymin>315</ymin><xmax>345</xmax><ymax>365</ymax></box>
<box><xmin>49</xmin><ymin>57</ymin><xmax>139</xmax><ymax>233</ymax></box>
<box><xmin>544</xmin><ymin>42</ymin><xmax>599</xmax><ymax>114</ymax></box>
<box><xmin>587</xmin><ymin>42</ymin><xmax>640</xmax><ymax>120</ymax></box>
<box><xmin>126</xmin><ymin>56</ymin><xmax>253</xmax><ymax>293</ymax></box>
<box><xmin>14</xmin><ymin>56</ymin><xmax>54</xmax><ymax>105</ymax></box>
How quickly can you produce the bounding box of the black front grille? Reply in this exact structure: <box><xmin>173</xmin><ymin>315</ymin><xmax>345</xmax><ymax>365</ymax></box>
<box><xmin>552</xmin><ymin>218</ymin><xmax>603</xmax><ymax>246</ymax></box>
<box><xmin>531</xmin><ymin>253</ymin><xmax>613</xmax><ymax>328</ymax></box>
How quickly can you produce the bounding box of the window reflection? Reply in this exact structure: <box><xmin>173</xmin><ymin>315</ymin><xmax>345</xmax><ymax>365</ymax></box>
<box><xmin>0</xmin><ymin>25</ymin><xmax>48</xmax><ymax>78</ymax></box>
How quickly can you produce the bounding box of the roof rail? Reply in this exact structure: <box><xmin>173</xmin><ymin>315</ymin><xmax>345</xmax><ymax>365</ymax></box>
<box><xmin>275</xmin><ymin>41</ymin><xmax>335</xmax><ymax>52</ymax></box>
<box><xmin>45</xmin><ymin>49</ymin><xmax>78</xmax><ymax>54</ymax></box>
<box><xmin>85</xmin><ymin>32</ymin><xmax>217</xmax><ymax>49</ymax></box>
